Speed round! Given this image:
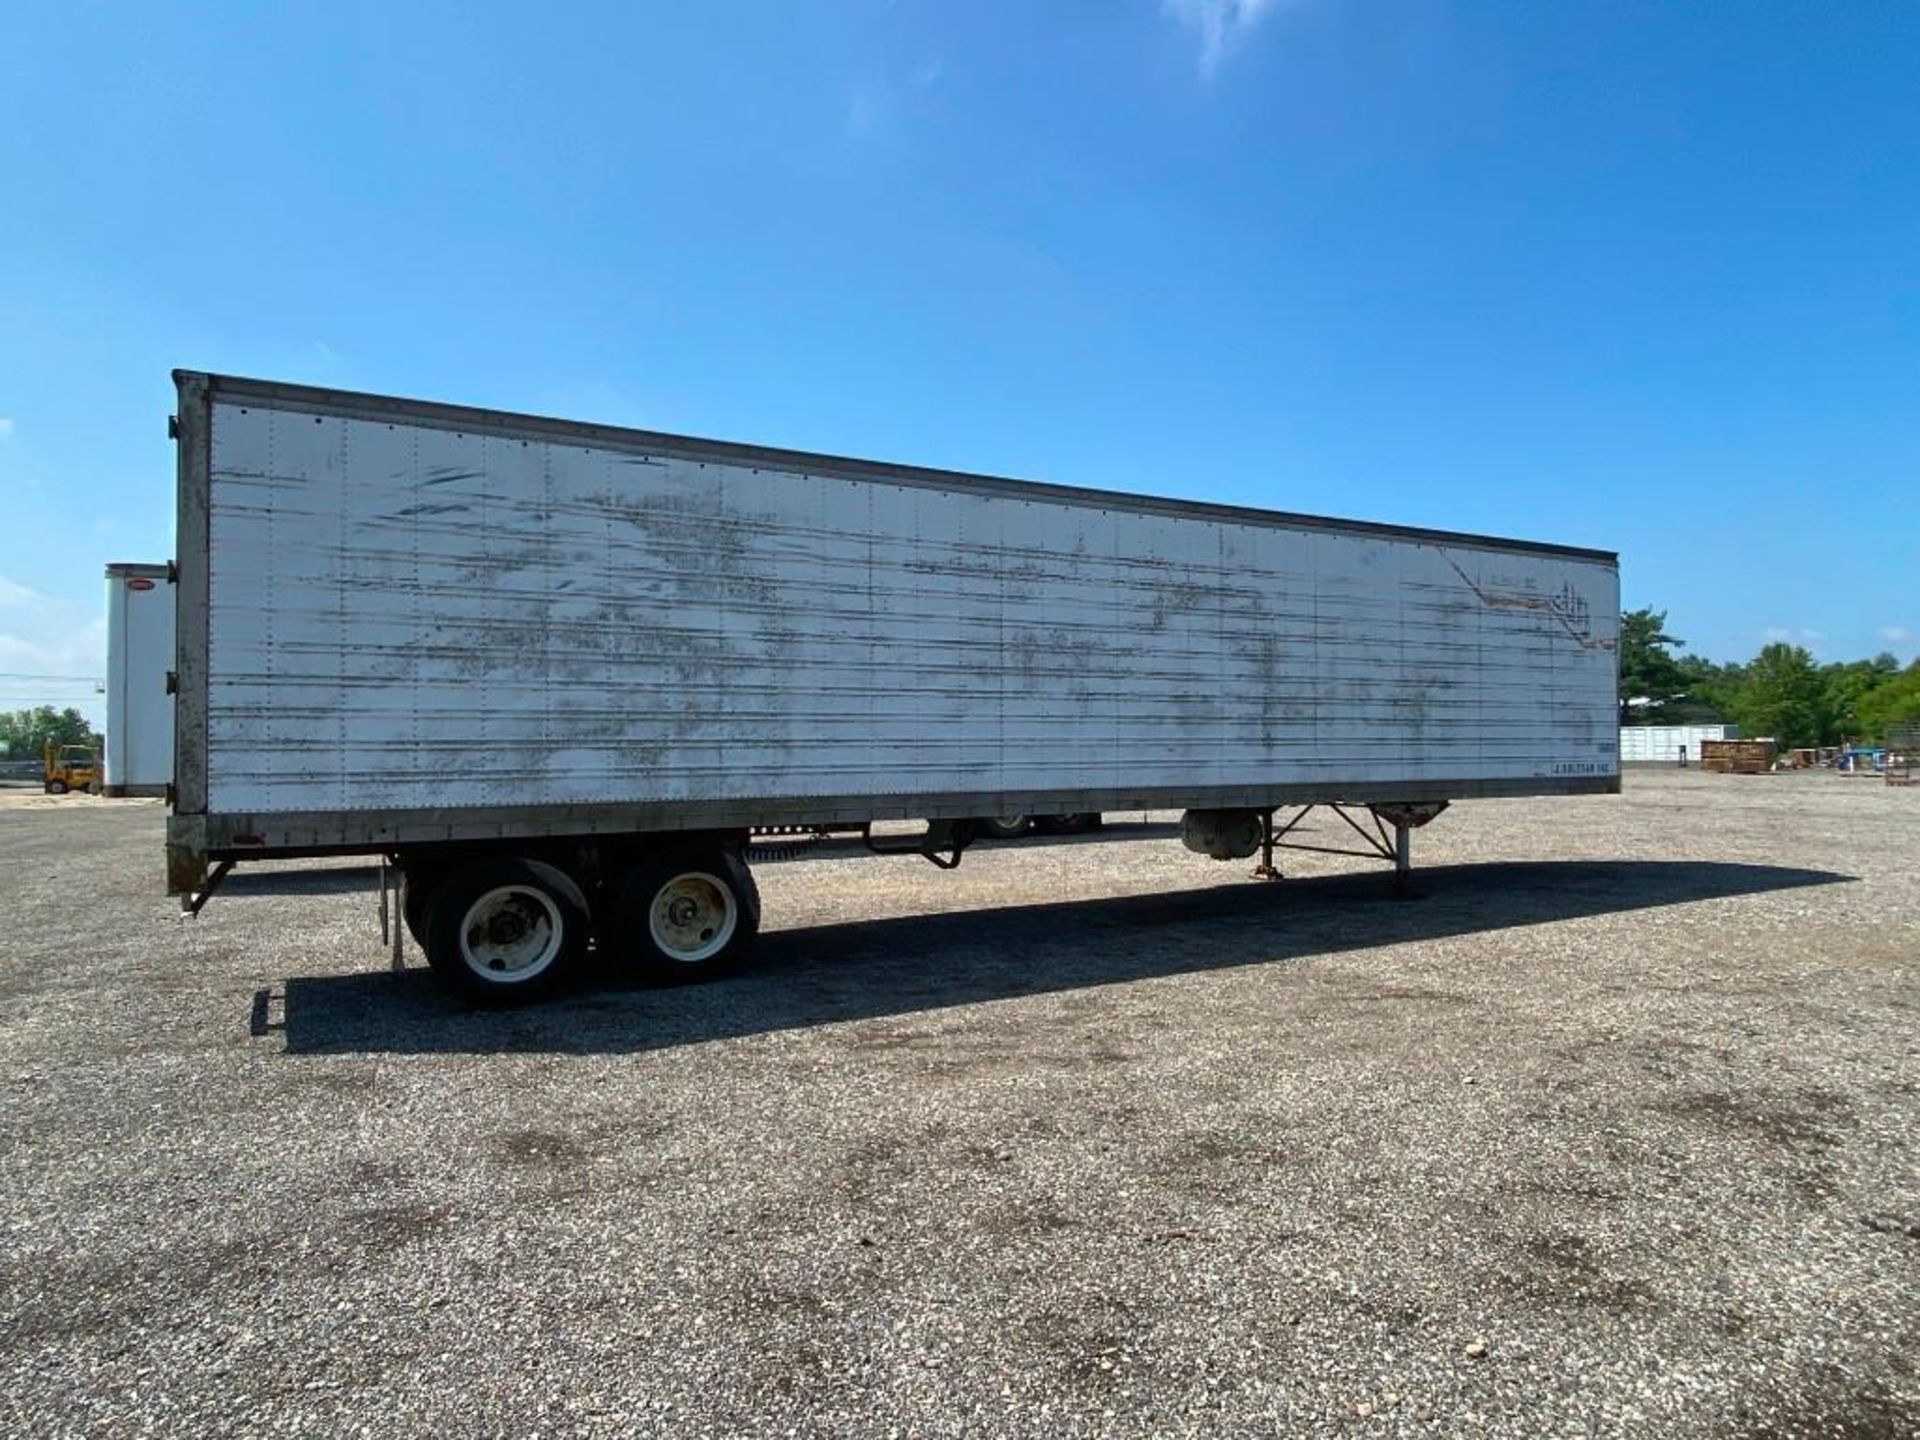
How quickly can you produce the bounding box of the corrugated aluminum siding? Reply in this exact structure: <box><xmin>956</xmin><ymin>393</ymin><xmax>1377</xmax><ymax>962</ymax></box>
<box><xmin>200</xmin><ymin>392</ymin><xmax>1619</xmax><ymax>816</ymax></box>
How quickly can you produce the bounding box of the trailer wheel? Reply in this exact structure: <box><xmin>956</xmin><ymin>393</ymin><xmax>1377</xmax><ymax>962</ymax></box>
<box><xmin>978</xmin><ymin>815</ymin><xmax>1030</xmax><ymax>839</ymax></box>
<box><xmin>402</xmin><ymin>860</ymin><xmax>585</xmax><ymax>953</ymax></box>
<box><xmin>608</xmin><ymin>850</ymin><xmax>760</xmax><ymax>983</ymax></box>
<box><xmin>424</xmin><ymin>859</ymin><xmax>588</xmax><ymax>1004</ymax></box>
<box><xmin>45</xmin><ymin>779</ymin><xmax>68</xmax><ymax>795</ymax></box>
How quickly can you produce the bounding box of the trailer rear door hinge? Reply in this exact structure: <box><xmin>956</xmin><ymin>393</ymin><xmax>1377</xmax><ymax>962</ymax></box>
<box><xmin>165</xmin><ymin>671</ymin><xmax>178</xmax><ymax>695</ymax></box>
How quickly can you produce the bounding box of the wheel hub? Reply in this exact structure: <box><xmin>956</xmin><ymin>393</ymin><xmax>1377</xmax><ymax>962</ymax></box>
<box><xmin>647</xmin><ymin>872</ymin><xmax>739</xmax><ymax>963</ymax></box>
<box><xmin>460</xmin><ymin>886</ymin><xmax>563</xmax><ymax>978</ymax></box>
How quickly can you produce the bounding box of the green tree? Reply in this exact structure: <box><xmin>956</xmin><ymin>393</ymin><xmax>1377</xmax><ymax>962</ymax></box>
<box><xmin>0</xmin><ymin>706</ymin><xmax>99</xmax><ymax>760</ymax></box>
<box><xmin>1822</xmin><ymin>653</ymin><xmax>1902</xmax><ymax>742</ymax></box>
<box><xmin>1728</xmin><ymin>644</ymin><xmax>1831</xmax><ymax>748</ymax></box>
<box><xmin>1618</xmin><ymin>608</ymin><xmax>1690</xmax><ymax>725</ymax></box>
<box><xmin>1672</xmin><ymin>653</ymin><xmax>1742</xmax><ymax>723</ymax></box>
<box><xmin>1857</xmin><ymin>661</ymin><xmax>1920</xmax><ymax>742</ymax></box>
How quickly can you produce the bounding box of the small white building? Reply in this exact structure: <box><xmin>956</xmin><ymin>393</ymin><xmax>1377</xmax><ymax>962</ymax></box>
<box><xmin>104</xmin><ymin>562</ymin><xmax>175</xmax><ymax>796</ymax></box>
<box><xmin>1618</xmin><ymin>722</ymin><xmax>1736</xmax><ymax>764</ymax></box>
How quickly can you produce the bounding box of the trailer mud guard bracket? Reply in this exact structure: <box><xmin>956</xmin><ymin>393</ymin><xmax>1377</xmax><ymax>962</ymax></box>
<box><xmin>863</xmin><ymin>818</ymin><xmax>977</xmax><ymax>870</ymax></box>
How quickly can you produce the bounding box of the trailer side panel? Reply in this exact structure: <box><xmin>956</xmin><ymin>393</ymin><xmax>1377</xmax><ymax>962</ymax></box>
<box><xmin>182</xmin><ymin>376</ymin><xmax>1618</xmax><ymax>838</ymax></box>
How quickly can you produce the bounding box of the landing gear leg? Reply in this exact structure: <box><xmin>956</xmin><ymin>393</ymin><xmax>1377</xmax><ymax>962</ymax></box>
<box><xmin>1251</xmin><ymin>809</ymin><xmax>1281</xmax><ymax>881</ymax></box>
<box><xmin>1393</xmin><ymin>821</ymin><xmax>1412</xmax><ymax>896</ymax></box>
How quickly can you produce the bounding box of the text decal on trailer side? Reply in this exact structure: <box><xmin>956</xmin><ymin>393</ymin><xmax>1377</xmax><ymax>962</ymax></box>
<box><xmin>167</xmin><ymin>371</ymin><xmax>1619</xmax><ymax>1002</ymax></box>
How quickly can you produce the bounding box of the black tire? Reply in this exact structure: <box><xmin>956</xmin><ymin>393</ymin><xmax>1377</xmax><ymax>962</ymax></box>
<box><xmin>606</xmin><ymin>849</ymin><xmax>760</xmax><ymax>984</ymax></box>
<box><xmin>1035</xmin><ymin>812</ymin><xmax>1098</xmax><ymax>836</ymax></box>
<box><xmin>978</xmin><ymin>815</ymin><xmax>1030</xmax><ymax>839</ymax></box>
<box><xmin>45</xmin><ymin>779</ymin><xmax>68</xmax><ymax>795</ymax></box>
<box><xmin>423</xmin><ymin>858</ymin><xmax>589</xmax><ymax>1005</ymax></box>
<box><xmin>403</xmin><ymin>859</ymin><xmax>585</xmax><ymax>952</ymax></box>
<box><xmin>400</xmin><ymin>870</ymin><xmax>443</xmax><ymax>949</ymax></box>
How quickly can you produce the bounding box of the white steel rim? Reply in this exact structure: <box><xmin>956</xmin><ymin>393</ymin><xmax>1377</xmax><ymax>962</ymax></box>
<box><xmin>648</xmin><ymin>871</ymin><xmax>739</xmax><ymax>964</ymax></box>
<box><xmin>459</xmin><ymin>885</ymin><xmax>564</xmax><ymax>982</ymax></box>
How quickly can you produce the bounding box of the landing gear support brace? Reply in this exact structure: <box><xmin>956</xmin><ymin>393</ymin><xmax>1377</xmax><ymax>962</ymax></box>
<box><xmin>1249</xmin><ymin>801</ymin><xmax>1449</xmax><ymax>892</ymax></box>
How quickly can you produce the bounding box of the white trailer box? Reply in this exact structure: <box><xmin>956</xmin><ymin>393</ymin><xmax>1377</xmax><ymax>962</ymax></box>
<box><xmin>167</xmin><ymin>372</ymin><xmax>1619</xmax><ymax>999</ymax></box>
<box><xmin>105</xmin><ymin>562</ymin><xmax>175</xmax><ymax>797</ymax></box>
<box><xmin>1619</xmin><ymin>723</ymin><xmax>1736</xmax><ymax>764</ymax></box>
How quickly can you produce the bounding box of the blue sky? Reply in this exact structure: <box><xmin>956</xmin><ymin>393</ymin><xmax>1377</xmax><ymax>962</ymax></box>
<box><xmin>3</xmin><ymin>1</ymin><xmax>1916</xmax><ymax>724</ymax></box>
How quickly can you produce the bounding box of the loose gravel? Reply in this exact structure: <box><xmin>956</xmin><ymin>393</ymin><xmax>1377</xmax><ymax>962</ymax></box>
<box><xmin>0</xmin><ymin>770</ymin><xmax>1915</xmax><ymax>1438</ymax></box>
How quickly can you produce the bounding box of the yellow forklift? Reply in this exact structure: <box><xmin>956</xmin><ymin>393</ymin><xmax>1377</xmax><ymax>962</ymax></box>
<box><xmin>42</xmin><ymin>741</ymin><xmax>102</xmax><ymax>795</ymax></box>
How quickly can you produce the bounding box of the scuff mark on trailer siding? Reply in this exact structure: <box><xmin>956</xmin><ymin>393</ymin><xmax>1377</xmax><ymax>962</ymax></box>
<box><xmin>1435</xmin><ymin>548</ymin><xmax>1612</xmax><ymax>652</ymax></box>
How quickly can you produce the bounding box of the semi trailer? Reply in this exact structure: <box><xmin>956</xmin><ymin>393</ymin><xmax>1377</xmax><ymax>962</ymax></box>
<box><xmin>105</xmin><ymin>561</ymin><xmax>176</xmax><ymax>796</ymax></box>
<box><xmin>166</xmin><ymin>371</ymin><xmax>1620</xmax><ymax>1002</ymax></box>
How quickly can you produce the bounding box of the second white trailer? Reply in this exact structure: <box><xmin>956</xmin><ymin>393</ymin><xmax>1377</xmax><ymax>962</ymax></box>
<box><xmin>105</xmin><ymin>562</ymin><xmax>175</xmax><ymax>797</ymax></box>
<box><xmin>1619</xmin><ymin>723</ymin><xmax>1736</xmax><ymax>764</ymax></box>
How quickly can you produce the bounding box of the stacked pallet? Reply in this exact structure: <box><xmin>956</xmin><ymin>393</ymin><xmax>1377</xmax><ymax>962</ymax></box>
<box><xmin>1887</xmin><ymin>725</ymin><xmax>1919</xmax><ymax>787</ymax></box>
<box><xmin>1700</xmin><ymin>739</ymin><xmax>1775</xmax><ymax>774</ymax></box>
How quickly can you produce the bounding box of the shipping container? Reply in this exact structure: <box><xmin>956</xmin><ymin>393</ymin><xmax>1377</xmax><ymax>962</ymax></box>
<box><xmin>168</xmin><ymin>372</ymin><xmax>1620</xmax><ymax>1001</ymax></box>
<box><xmin>104</xmin><ymin>562</ymin><xmax>176</xmax><ymax>797</ymax></box>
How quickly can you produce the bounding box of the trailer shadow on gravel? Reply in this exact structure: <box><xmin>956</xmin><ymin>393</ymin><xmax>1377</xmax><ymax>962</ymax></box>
<box><xmin>268</xmin><ymin>858</ymin><xmax>1851</xmax><ymax>1056</ymax></box>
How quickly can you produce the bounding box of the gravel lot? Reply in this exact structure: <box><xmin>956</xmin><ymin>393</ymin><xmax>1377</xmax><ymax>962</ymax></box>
<box><xmin>1</xmin><ymin>771</ymin><xmax>1915</xmax><ymax>1438</ymax></box>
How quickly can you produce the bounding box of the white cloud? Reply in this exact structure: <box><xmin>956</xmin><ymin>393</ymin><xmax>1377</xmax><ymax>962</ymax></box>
<box><xmin>1162</xmin><ymin>0</ymin><xmax>1289</xmax><ymax>79</ymax></box>
<box><xmin>1761</xmin><ymin>626</ymin><xmax>1825</xmax><ymax>648</ymax></box>
<box><xmin>0</xmin><ymin>615</ymin><xmax>108</xmax><ymax>727</ymax></box>
<box><xmin>0</xmin><ymin>573</ymin><xmax>49</xmax><ymax>609</ymax></box>
<box><xmin>0</xmin><ymin>417</ymin><xmax>15</xmax><ymax>439</ymax></box>
<box><xmin>1879</xmin><ymin>626</ymin><xmax>1910</xmax><ymax>644</ymax></box>
<box><xmin>0</xmin><ymin>573</ymin><xmax>107</xmax><ymax>726</ymax></box>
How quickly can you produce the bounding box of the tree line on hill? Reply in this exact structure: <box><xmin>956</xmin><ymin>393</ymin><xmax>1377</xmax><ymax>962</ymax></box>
<box><xmin>1620</xmin><ymin>609</ymin><xmax>1920</xmax><ymax>748</ymax></box>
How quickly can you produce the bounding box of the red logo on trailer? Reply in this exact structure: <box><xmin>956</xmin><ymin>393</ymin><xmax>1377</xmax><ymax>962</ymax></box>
<box><xmin>127</xmin><ymin>578</ymin><xmax>155</xmax><ymax>591</ymax></box>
